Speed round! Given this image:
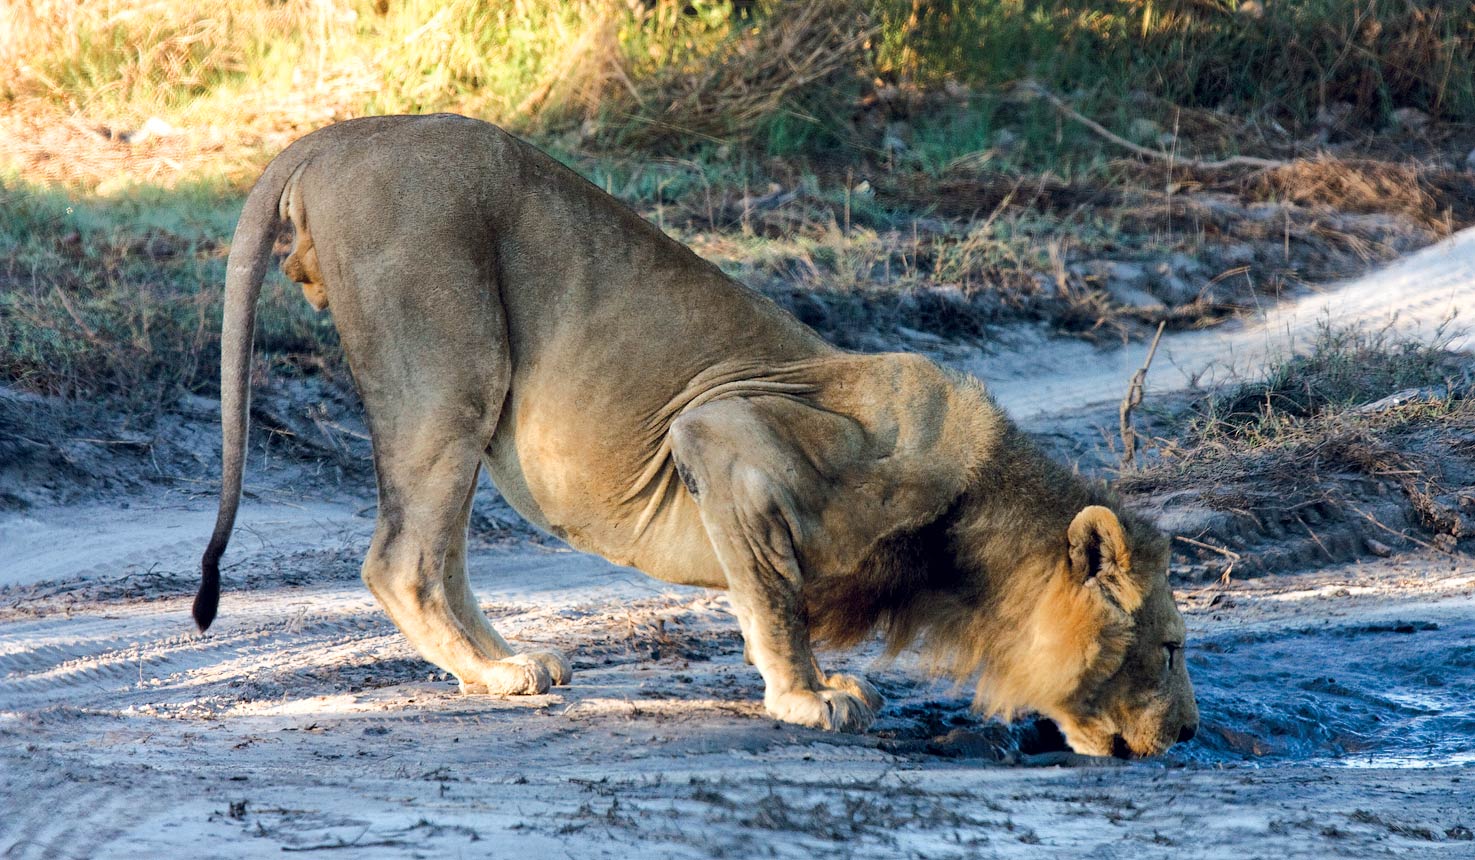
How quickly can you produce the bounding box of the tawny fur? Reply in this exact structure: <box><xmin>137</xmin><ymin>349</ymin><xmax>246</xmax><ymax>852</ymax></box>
<box><xmin>199</xmin><ymin>114</ymin><xmax>1197</xmax><ymax>752</ymax></box>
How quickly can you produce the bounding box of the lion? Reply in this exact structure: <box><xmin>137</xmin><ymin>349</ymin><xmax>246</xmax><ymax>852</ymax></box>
<box><xmin>197</xmin><ymin>114</ymin><xmax>1198</xmax><ymax>757</ymax></box>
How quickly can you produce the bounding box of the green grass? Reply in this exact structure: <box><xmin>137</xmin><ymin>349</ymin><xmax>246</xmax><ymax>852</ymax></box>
<box><xmin>874</xmin><ymin>0</ymin><xmax>1475</xmax><ymax>123</ymax></box>
<box><xmin>0</xmin><ymin>178</ymin><xmax>332</xmax><ymax>410</ymax></box>
<box><xmin>4</xmin><ymin>2</ymin><xmax>1472</xmax><ymax>412</ymax></box>
<box><xmin>6</xmin><ymin>1</ymin><xmax>1471</xmax><ymax>181</ymax></box>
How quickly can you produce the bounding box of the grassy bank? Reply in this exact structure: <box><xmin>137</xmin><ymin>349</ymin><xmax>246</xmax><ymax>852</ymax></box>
<box><xmin>1121</xmin><ymin>325</ymin><xmax>1474</xmax><ymax>575</ymax></box>
<box><xmin>3</xmin><ymin>1</ymin><xmax>1474</xmax><ymax>412</ymax></box>
<box><xmin>6</xmin><ymin>1</ymin><xmax>1475</xmax><ymax>185</ymax></box>
<box><xmin>0</xmin><ymin>181</ymin><xmax>330</xmax><ymax>408</ymax></box>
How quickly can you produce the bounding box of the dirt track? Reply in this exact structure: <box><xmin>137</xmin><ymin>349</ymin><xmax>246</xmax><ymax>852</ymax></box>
<box><xmin>3</xmin><ymin>230</ymin><xmax>1474</xmax><ymax>857</ymax></box>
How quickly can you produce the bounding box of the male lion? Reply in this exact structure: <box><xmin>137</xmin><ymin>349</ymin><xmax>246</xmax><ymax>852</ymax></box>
<box><xmin>198</xmin><ymin>115</ymin><xmax>1197</xmax><ymax>757</ymax></box>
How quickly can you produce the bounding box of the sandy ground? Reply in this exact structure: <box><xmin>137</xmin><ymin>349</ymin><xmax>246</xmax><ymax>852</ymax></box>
<box><xmin>3</xmin><ymin>231</ymin><xmax>1474</xmax><ymax>858</ymax></box>
<box><xmin>968</xmin><ymin>226</ymin><xmax>1474</xmax><ymax>421</ymax></box>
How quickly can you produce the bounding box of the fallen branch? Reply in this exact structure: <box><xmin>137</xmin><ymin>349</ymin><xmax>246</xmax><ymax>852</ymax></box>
<box><xmin>1021</xmin><ymin>82</ymin><xmax>1290</xmax><ymax>171</ymax></box>
<box><xmin>1348</xmin><ymin>504</ymin><xmax>1440</xmax><ymax>552</ymax></box>
<box><xmin>1173</xmin><ymin>534</ymin><xmax>1241</xmax><ymax>584</ymax></box>
<box><xmin>1173</xmin><ymin>534</ymin><xmax>1242</xmax><ymax>561</ymax></box>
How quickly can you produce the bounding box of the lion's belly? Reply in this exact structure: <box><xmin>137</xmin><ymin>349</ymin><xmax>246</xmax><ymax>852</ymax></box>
<box><xmin>481</xmin><ymin>406</ymin><xmax>729</xmax><ymax>590</ymax></box>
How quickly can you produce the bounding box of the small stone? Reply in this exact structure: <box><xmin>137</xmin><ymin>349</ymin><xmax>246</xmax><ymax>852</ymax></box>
<box><xmin>1315</xmin><ymin>102</ymin><xmax>1353</xmax><ymax>129</ymax></box>
<box><xmin>1218</xmin><ymin>243</ymin><xmax>1257</xmax><ymax>266</ymax></box>
<box><xmin>1168</xmin><ymin>252</ymin><xmax>1205</xmax><ymax>276</ymax></box>
<box><xmin>1391</xmin><ymin>107</ymin><xmax>1430</xmax><ymax>131</ymax></box>
<box><xmin>1464</xmin><ymin>148</ymin><xmax>1475</xmax><ymax>173</ymax></box>
<box><xmin>1074</xmin><ymin>259</ymin><xmax>1145</xmax><ymax>286</ymax></box>
<box><xmin>1155</xmin><ymin>274</ymin><xmax>1200</xmax><ymax>306</ymax></box>
<box><xmin>992</xmin><ymin>128</ymin><xmax>1020</xmax><ymax>152</ymax></box>
<box><xmin>116</xmin><ymin>116</ymin><xmax>174</xmax><ymax>145</ymax></box>
<box><xmin>1364</xmin><ymin>538</ymin><xmax>1393</xmax><ymax>558</ymax></box>
<box><xmin>883</xmin><ymin>120</ymin><xmax>912</xmax><ymax>154</ymax></box>
<box><xmin>1238</xmin><ymin>1</ymin><xmax>1264</xmax><ymax>18</ymax></box>
<box><xmin>1107</xmin><ymin>283</ymin><xmax>1167</xmax><ymax>311</ymax></box>
<box><xmin>1108</xmin><ymin>261</ymin><xmax>1148</xmax><ymax>285</ymax></box>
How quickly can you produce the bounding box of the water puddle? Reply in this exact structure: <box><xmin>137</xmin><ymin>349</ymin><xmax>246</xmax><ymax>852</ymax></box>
<box><xmin>1169</xmin><ymin>613</ymin><xmax>1475</xmax><ymax>769</ymax></box>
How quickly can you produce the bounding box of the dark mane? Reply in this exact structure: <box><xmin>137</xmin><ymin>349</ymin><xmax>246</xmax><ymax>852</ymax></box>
<box><xmin>802</xmin><ymin>499</ymin><xmax>982</xmax><ymax>651</ymax></box>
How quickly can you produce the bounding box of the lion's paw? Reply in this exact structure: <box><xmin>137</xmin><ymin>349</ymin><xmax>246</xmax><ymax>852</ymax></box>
<box><xmin>766</xmin><ymin>689</ymin><xmax>875</xmax><ymax>733</ymax></box>
<box><xmin>458</xmin><ymin>656</ymin><xmax>551</xmax><ymax>696</ymax></box>
<box><xmin>823</xmin><ymin>672</ymin><xmax>884</xmax><ymax>713</ymax></box>
<box><xmin>522</xmin><ymin>649</ymin><xmax>573</xmax><ymax>686</ymax></box>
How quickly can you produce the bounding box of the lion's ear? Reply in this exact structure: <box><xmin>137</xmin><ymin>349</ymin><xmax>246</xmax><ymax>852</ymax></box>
<box><xmin>1067</xmin><ymin>506</ymin><xmax>1143</xmax><ymax>614</ymax></box>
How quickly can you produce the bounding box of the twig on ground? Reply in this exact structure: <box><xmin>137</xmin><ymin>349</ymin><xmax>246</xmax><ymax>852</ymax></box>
<box><xmin>281</xmin><ymin>839</ymin><xmax>407</xmax><ymax>852</ymax></box>
<box><xmin>1020</xmin><ymin>82</ymin><xmax>1290</xmax><ymax>171</ymax></box>
<box><xmin>1347</xmin><ymin>504</ymin><xmax>1440</xmax><ymax>552</ymax></box>
<box><xmin>1174</xmin><ymin>534</ymin><xmax>1242</xmax><ymax>560</ymax></box>
<box><xmin>1119</xmin><ymin>321</ymin><xmax>1167</xmax><ymax>468</ymax></box>
<box><xmin>1295</xmin><ymin>516</ymin><xmax>1335</xmax><ymax>560</ymax></box>
<box><xmin>1174</xmin><ymin>534</ymin><xmax>1241</xmax><ymax>583</ymax></box>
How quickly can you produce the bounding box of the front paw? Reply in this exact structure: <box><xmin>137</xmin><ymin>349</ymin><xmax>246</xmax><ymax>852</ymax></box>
<box><xmin>823</xmin><ymin>672</ymin><xmax>884</xmax><ymax>713</ymax></box>
<box><xmin>766</xmin><ymin>689</ymin><xmax>875</xmax><ymax>733</ymax></box>
<box><xmin>522</xmin><ymin>649</ymin><xmax>573</xmax><ymax>686</ymax></box>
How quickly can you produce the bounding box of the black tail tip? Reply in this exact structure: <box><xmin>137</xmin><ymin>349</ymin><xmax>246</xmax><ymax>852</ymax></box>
<box><xmin>192</xmin><ymin>595</ymin><xmax>218</xmax><ymax>632</ymax></box>
<box><xmin>195</xmin><ymin>554</ymin><xmax>221</xmax><ymax>631</ymax></box>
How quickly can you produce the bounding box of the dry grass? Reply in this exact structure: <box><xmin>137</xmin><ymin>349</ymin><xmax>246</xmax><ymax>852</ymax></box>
<box><xmin>4</xmin><ymin>2</ymin><xmax>1474</xmax><ymax>416</ymax></box>
<box><xmin>1244</xmin><ymin>157</ymin><xmax>1453</xmax><ymax>232</ymax></box>
<box><xmin>1119</xmin><ymin>325</ymin><xmax>1475</xmax><ymax>567</ymax></box>
<box><xmin>7</xmin><ymin>0</ymin><xmax>1475</xmax><ymax>192</ymax></box>
<box><xmin>614</xmin><ymin>0</ymin><xmax>874</xmax><ymax>147</ymax></box>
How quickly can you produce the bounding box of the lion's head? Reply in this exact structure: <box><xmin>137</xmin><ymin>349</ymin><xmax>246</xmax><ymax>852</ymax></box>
<box><xmin>1027</xmin><ymin>506</ymin><xmax>1199</xmax><ymax>758</ymax></box>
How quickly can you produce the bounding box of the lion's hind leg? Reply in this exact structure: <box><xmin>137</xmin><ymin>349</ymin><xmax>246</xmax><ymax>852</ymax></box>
<box><xmin>443</xmin><ymin>471</ymin><xmax>572</xmax><ymax>687</ymax></box>
<box><xmin>360</xmin><ymin>432</ymin><xmax>553</xmax><ymax>696</ymax></box>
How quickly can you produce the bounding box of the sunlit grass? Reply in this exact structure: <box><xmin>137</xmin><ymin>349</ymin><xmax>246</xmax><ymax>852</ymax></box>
<box><xmin>0</xmin><ymin>176</ymin><xmax>330</xmax><ymax>407</ymax></box>
<box><xmin>5</xmin><ymin>0</ymin><xmax>1470</xmax><ymax>188</ymax></box>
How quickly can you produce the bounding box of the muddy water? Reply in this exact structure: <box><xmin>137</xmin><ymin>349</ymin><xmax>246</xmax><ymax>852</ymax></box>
<box><xmin>1180</xmin><ymin>605</ymin><xmax>1475</xmax><ymax>768</ymax></box>
<box><xmin>876</xmin><ymin>569</ymin><xmax>1475</xmax><ymax>772</ymax></box>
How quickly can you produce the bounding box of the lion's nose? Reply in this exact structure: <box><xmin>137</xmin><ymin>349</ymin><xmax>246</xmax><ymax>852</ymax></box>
<box><xmin>1177</xmin><ymin>722</ymin><xmax>1198</xmax><ymax>743</ymax></box>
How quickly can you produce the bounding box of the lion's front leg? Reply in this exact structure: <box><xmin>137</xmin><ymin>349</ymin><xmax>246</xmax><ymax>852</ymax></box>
<box><xmin>670</xmin><ymin>400</ymin><xmax>876</xmax><ymax>733</ymax></box>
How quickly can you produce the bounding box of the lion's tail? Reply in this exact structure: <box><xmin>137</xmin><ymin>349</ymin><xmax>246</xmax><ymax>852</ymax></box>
<box><xmin>195</xmin><ymin>154</ymin><xmax>309</xmax><ymax>632</ymax></box>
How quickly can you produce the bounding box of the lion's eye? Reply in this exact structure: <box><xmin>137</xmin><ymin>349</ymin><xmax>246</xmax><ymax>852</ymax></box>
<box><xmin>1162</xmin><ymin>642</ymin><xmax>1182</xmax><ymax>673</ymax></box>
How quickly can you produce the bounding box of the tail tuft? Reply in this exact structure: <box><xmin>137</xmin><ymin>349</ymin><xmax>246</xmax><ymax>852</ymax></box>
<box><xmin>195</xmin><ymin>540</ymin><xmax>224</xmax><ymax>631</ymax></box>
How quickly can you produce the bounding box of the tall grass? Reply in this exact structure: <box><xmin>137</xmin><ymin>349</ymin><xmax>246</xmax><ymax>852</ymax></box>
<box><xmin>5</xmin><ymin>1</ymin><xmax>1471</xmax><ymax>172</ymax></box>
<box><xmin>2</xmin><ymin>1</ymin><xmax>739</xmax><ymax>130</ymax></box>
<box><xmin>874</xmin><ymin>1</ymin><xmax>1474</xmax><ymax>124</ymax></box>
<box><xmin>4</xmin><ymin>1</ymin><xmax>1472</xmax><ymax>409</ymax></box>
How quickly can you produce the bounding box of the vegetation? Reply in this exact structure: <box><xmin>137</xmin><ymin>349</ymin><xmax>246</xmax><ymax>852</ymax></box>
<box><xmin>6</xmin><ymin>1</ymin><xmax>1474</xmax><ymax>181</ymax></box>
<box><xmin>1188</xmin><ymin>323</ymin><xmax>1468</xmax><ymax>443</ymax></box>
<box><xmin>3</xmin><ymin>1</ymin><xmax>1474</xmax><ymax>410</ymax></box>
<box><xmin>0</xmin><ymin>182</ymin><xmax>330</xmax><ymax>408</ymax></box>
<box><xmin>1119</xmin><ymin>324</ymin><xmax>1474</xmax><ymax>566</ymax></box>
